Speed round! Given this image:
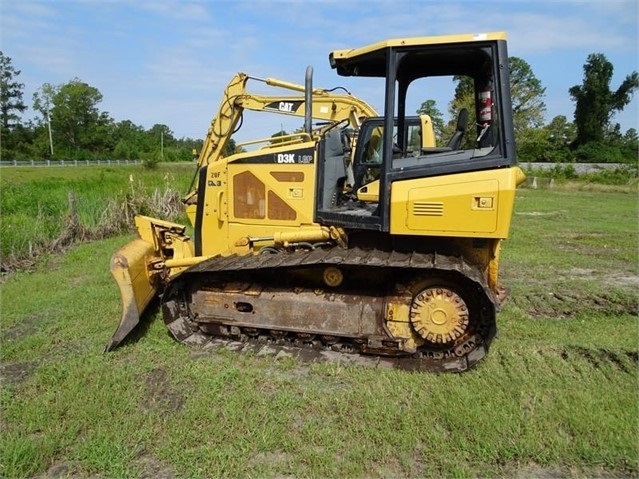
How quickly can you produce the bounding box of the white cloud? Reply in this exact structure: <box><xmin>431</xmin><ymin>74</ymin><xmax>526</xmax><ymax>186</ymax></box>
<box><xmin>506</xmin><ymin>13</ymin><xmax>629</xmax><ymax>55</ymax></box>
<box><xmin>130</xmin><ymin>0</ymin><xmax>211</xmax><ymax>21</ymax></box>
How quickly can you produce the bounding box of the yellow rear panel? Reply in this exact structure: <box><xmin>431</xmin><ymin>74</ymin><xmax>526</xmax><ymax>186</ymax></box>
<box><xmin>390</xmin><ymin>167</ymin><xmax>523</xmax><ymax>238</ymax></box>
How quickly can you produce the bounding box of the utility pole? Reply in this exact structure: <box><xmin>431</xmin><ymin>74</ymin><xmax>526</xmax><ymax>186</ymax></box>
<box><xmin>47</xmin><ymin>109</ymin><xmax>54</xmax><ymax>156</ymax></box>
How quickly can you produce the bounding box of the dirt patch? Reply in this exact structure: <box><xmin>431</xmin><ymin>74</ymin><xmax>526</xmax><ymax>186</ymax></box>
<box><xmin>136</xmin><ymin>453</ymin><xmax>176</xmax><ymax>479</ymax></box>
<box><xmin>250</xmin><ymin>451</ymin><xmax>292</xmax><ymax>469</ymax></box>
<box><xmin>513</xmin><ymin>462</ymin><xmax>632</xmax><ymax>478</ymax></box>
<box><xmin>67</xmin><ymin>274</ymin><xmax>92</xmax><ymax>286</ymax></box>
<box><xmin>369</xmin><ymin>445</ymin><xmax>425</xmax><ymax>479</ymax></box>
<box><xmin>514</xmin><ymin>290</ymin><xmax>637</xmax><ymax>318</ymax></box>
<box><xmin>0</xmin><ymin>361</ymin><xmax>38</xmax><ymax>385</ymax></box>
<box><xmin>28</xmin><ymin>461</ymin><xmax>103</xmax><ymax>479</ymax></box>
<box><xmin>2</xmin><ymin>313</ymin><xmax>48</xmax><ymax>341</ymax></box>
<box><xmin>142</xmin><ymin>368</ymin><xmax>185</xmax><ymax>413</ymax></box>
<box><xmin>604</xmin><ymin>271</ymin><xmax>639</xmax><ymax>289</ymax></box>
<box><xmin>371</xmin><ymin>456</ymin><xmax>405</xmax><ymax>478</ymax></box>
<box><xmin>27</xmin><ymin>452</ymin><xmax>175</xmax><ymax>479</ymax></box>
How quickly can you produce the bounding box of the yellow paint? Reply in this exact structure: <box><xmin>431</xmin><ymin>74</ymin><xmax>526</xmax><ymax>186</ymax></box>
<box><xmin>420</xmin><ymin>114</ymin><xmax>437</xmax><ymax>148</ymax></box>
<box><xmin>356</xmin><ymin>180</ymin><xmax>380</xmax><ymax>202</ymax></box>
<box><xmin>385</xmin><ymin>299</ymin><xmax>421</xmax><ymax>353</ymax></box>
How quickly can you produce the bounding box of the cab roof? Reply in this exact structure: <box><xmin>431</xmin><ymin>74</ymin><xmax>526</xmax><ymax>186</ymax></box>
<box><xmin>329</xmin><ymin>31</ymin><xmax>507</xmax><ymax>78</ymax></box>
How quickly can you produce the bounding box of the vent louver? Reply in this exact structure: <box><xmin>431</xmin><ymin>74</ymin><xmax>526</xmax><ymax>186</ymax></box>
<box><xmin>413</xmin><ymin>202</ymin><xmax>444</xmax><ymax>216</ymax></box>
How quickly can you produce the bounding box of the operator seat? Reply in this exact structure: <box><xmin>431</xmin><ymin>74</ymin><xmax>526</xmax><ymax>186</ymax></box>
<box><xmin>446</xmin><ymin>108</ymin><xmax>469</xmax><ymax>150</ymax></box>
<box><xmin>419</xmin><ymin>108</ymin><xmax>469</xmax><ymax>155</ymax></box>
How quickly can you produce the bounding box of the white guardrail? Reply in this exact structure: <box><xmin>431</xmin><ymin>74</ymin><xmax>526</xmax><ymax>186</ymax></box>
<box><xmin>522</xmin><ymin>162</ymin><xmax>627</xmax><ymax>174</ymax></box>
<box><xmin>0</xmin><ymin>159</ymin><xmax>142</xmax><ymax>167</ymax></box>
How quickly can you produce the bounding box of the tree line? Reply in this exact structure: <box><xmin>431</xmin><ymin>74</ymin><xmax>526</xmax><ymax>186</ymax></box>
<box><xmin>1</xmin><ymin>51</ymin><xmax>637</xmax><ymax>165</ymax></box>
<box><xmin>0</xmin><ymin>55</ymin><xmax>205</xmax><ymax>165</ymax></box>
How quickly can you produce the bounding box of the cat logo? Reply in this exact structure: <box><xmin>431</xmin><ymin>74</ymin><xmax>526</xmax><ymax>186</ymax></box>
<box><xmin>279</xmin><ymin>102</ymin><xmax>294</xmax><ymax>112</ymax></box>
<box><xmin>277</xmin><ymin>153</ymin><xmax>296</xmax><ymax>163</ymax></box>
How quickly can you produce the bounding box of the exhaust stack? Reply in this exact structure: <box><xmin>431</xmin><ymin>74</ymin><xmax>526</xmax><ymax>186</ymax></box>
<box><xmin>304</xmin><ymin>66</ymin><xmax>313</xmax><ymax>134</ymax></box>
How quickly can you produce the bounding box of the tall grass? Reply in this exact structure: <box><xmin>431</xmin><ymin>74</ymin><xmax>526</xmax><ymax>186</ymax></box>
<box><xmin>0</xmin><ymin>164</ymin><xmax>194</xmax><ymax>269</ymax></box>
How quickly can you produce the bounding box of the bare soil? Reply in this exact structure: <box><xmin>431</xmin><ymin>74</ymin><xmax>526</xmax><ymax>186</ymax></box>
<box><xmin>141</xmin><ymin>367</ymin><xmax>185</xmax><ymax>413</ymax></box>
<box><xmin>513</xmin><ymin>288</ymin><xmax>637</xmax><ymax>318</ymax></box>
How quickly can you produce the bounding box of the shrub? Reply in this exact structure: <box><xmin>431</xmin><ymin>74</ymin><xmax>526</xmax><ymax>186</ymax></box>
<box><xmin>572</xmin><ymin>142</ymin><xmax>626</xmax><ymax>163</ymax></box>
<box><xmin>580</xmin><ymin>165</ymin><xmax>639</xmax><ymax>185</ymax></box>
<box><xmin>142</xmin><ymin>150</ymin><xmax>161</xmax><ymax>170</ymax></box>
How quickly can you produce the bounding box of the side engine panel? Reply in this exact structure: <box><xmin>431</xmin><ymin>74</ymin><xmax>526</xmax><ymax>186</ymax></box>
<box><xmin>197</xmin><ymin>142</ymin><xmax>320</xmax><ymax>257</ymax></box>
<box><xmin>390</xmin><ymin>167</ymin><xmax>524</xmax><ymax>239</ymax></box>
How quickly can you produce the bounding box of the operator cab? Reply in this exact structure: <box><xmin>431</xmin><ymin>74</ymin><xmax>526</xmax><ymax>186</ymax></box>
<box><xmin>314</xmin><ymin>32</ymin><xmax>516</xmax><ymax>232</ymax></box>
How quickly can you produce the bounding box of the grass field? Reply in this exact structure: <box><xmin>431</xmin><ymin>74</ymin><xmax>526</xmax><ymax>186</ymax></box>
<box><xmin>0</xmin><ymin>173</ymin><xmax>637</xmax><ymax>478</ymax></box>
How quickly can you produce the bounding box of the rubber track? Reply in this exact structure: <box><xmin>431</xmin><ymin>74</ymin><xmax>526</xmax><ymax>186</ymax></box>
<box><xmin>163</xmin><ymin>247</ymin><xmax>498</xmax><ymax>373</ymax></box>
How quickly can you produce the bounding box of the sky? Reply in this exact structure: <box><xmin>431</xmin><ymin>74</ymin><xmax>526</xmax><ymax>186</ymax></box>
<box><xmin>1</xmin><ymin>0</ymin><xmax>638</xmax><ymax>144</ymax></box>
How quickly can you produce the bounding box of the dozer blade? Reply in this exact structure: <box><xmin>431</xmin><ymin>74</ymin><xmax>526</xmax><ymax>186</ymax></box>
<box><xmin>106</xmin><ymin>238</ymin><xmax>157</xmax><ymax>352</ymax></box>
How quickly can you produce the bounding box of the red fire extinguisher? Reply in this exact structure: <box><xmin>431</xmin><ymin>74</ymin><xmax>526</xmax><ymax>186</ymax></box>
<box><xmin>477</xmin><ymin>85</ymin><xmax>492</xmax><ymax>143</ymax></box>
<box><xmin>478</xmin><ymin>86</ymin><xmax>492</xmax><ymax>126</ymax></box>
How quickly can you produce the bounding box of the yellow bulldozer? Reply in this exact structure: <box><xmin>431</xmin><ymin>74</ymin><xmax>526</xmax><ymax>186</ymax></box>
<box><xmin>108</xmin><ymin>32</ymin><xmax>525</xmax><ymax>372</ymax></box>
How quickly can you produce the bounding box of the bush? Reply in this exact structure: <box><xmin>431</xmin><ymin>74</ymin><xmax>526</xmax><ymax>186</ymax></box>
<box><xmin>142</xmin><ymin>150</ymin><xmax>161</xmax><ymax>170</ymax></box>
<box><xmin>572</xmin><ymin>142</ymin><xmax>626</xmax><ymax>163</ymax></box>
<box><xmin>580</xmin><ymin>165</ymin><xmax>639</xmax><ymax>185</ymax></box>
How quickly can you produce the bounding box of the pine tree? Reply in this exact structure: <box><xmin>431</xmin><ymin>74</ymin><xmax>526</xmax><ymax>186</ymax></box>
<box><xmin>0</xmin><ymin>52</ymin><xmax>27</xmax><ymax>130</ymax></box>
<box><xmin>1</xmin><ymin>52</ymin><xmax>28</xmax><ymax>157</ymax></box>
<box><xmin>569</xmin><ymin>53</ymin><xmax>638</xmax><ymax>146</ymax></box>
